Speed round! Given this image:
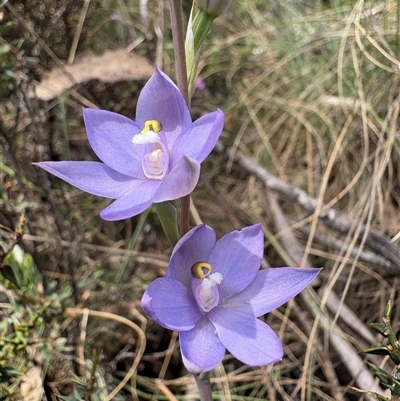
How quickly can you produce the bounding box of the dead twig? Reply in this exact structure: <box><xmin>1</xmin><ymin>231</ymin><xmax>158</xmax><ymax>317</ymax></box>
<box><xmin>319</xmin><ymin>287</ymin><xmax>376</xmax><ymax>345</ymax></box>
<box><xmin>297</xmin><ymin>225</ymin><xmax>394</xmax><ymax>272</ymax></box>
<box><xmin>215</xmin><ymin>143</ymin><xmax>400</xmax><ymax>273</ymax></box>
<box><xmin>259</xmin><ymin>186</ymin><xmax>383</xmax><ymax>400</ymax></box>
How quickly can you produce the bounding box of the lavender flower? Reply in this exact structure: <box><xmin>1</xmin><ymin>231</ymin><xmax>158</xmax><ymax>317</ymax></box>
<box><xmin>141</xmin><ymin>223</ymin><xmax>321</xmax><ymax>373</ymax></box>
<box><xmin>34</xmin><ymin>69</ymin><xmax>224</xmax><ymax>220</ymax></box>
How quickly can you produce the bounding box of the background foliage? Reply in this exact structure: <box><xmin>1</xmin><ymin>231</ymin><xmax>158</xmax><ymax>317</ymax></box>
<box><xmin>1</xmin><ymin>0</ymin><xmax>400</xmax><ymax>400</ymax></box>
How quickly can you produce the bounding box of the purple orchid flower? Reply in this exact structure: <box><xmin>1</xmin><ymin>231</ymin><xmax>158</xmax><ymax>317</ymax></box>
<box><xmin>141</xmin><ymin>223</ymin><xmax>321</xmax><ymax>373</ymax></box>
<box><xmin>34</xmin><ymin>69</ymin><xmax>224</xmax><ymax>220</ymax></box>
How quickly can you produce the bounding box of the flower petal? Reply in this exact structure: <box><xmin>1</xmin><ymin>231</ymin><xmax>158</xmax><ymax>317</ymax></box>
<box><xmin>152</xmin><ymin>156</ymin><xmax>200</xmax><ymax>203</ymax></box>
<box><xmin>209</xmin><ymin>224</ymin><xmax>263</xmax><ymax>302</ymax></box>
<box><xmin>168</xmin><ymin>225</ymin><xmax>216</xmax><ymax>289</ymax></box>
<box><xmin>141</xmin><ymin>277</ymin><xmax>201</xmax><ymax>331</ymax></box>
<box><xmin>136</xmin><ymin>69</ymin><xmax>192</xmax><ymax>148</ymax></box>
<box><xmin>222</xmin><ymin>267</ymin><xmax>321</xmax><ymax>317</ymax></box>
<box><xmin>99</xmin><ymin>179</ymin><xmax>160</xmax><ymax>220</ymax></box>
<box><xmin>34</xmin><ymin>161</ymin><xmax>134</xmax><ymax>198</ymax></box>
<box><xmin>83</xmin><ymin>108</ymin><xmax>144</xmax><ymax>178</ymax></box>
<box><xmin>208</xmin><ymin>307</ymin><xmax>283</xmax><ymax>366</ymax></box>
<box><xmin>170</xmin><ymin>109</ymin><xmax>224</xmax><ymax>164</ymax></box>
<box><xmin>180</xmin><ymin>315</ymin><xmax>225</xmax><ymax>374</ymax></box>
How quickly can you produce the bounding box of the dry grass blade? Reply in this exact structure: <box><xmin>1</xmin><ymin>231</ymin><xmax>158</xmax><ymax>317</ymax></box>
<box><xmin>304</xmin><ymin>288</ymin><xmax>384</xmax><ymax>401</ymax></box>
<box><xmin>23</xmin><ymin>233</ymin><xmax>168</xmax><ymax>268</ymax></box>
<box><xmin>321</xmin><ymin>287</ymin><xmax>375</xmax><ymax>344</ymax></box>
<box><xmin>217</xmin><ymin>143</ymin><xmax>400</xmax><ymax>273</ymax></box>
<box><xmin>67</xmin><ymin>308</ymin><xmax>146</xmax><ymax>401</ymax></box>
<box><xmin>260</xmin><ymin>183</ymin><xmax>381</xmax><ymax>399</ymax></box>
<box><xmin>3</xmin><ymin>0</ymin><xmax>400</xmax><ymax>399</ymax></box>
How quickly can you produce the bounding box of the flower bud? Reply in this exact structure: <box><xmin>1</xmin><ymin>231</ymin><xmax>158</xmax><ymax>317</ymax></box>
<box><xmin>196</xmin><ymin>0</ymin><xmax>231</xmax><ymax>18</ymax></box>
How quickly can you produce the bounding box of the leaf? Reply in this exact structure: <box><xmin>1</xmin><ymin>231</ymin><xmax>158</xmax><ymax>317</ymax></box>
<box><xmin>154</xmin><ymin>202</ymin><xmax>180</xmax><ymax>246</ymax></box>
<box><xmin>20</xmin><ymin>366</ymin><xmax>43</xmax><ymax>401</ymax></box>
<box><xmin>1</xmin><ymin>245</ymin><xmax>38</xmax><ymax>288</ymax></box>
<box><xmin>1</xmin><ymin>264</ymin><xmax>20</xmax><ymax>287</ymax></box>
<box><xmin>363</xmin><ymin>346</ymin><xmax>391</xmax><ymax>356</ymax></box>
<box><xmin>0</xmin><ymin>365</ymin><xmax>22</xmax><ymax>383</ymax></box>
<box><xmin>34</xmin><ymin>49</ymin><xmax>153</xmax><ymax>101</ymax></box>
<box><xmin>370</xmin><ymin>322</ymin><xmax>387</xmax><ymax>335</ymax></box>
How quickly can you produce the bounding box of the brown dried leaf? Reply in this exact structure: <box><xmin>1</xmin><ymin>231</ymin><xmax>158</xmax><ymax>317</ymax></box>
<box><xmin>35</xmin><ymin>49</ymin><xmax>154</xmax><ymax>101</ymax></box>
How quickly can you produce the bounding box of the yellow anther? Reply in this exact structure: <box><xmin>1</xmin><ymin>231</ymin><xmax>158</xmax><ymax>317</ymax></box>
<box><xmin>141</xmin><ymin>120</ymin><xmax>163</xmax><ymax>134</ymax></box>
<box><xmin>191</xmin><ymin>262</ymin><xmax>212</xmax><ymax>279</ymax></box>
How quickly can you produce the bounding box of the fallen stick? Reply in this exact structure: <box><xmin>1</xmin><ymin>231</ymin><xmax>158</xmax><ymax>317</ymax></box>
<box><xmin>215</xmin><ymin>143</ymin><xmax>400</xmax><ymax>273</ymax></box>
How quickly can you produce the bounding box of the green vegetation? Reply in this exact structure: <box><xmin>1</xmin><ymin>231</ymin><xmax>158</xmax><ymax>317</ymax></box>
<box><xmin>1</xmin><ymin>0</ymin><xmax>400</xmax><ymax>399</ymax></box>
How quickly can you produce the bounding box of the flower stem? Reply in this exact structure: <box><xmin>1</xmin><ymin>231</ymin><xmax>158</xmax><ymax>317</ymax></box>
<box><xmin>194</xmin><ymin>374</ymin><xmax>213</xmax><ymax>401</ymax></box>
<box><xmin>168</xmin><ymin>0</ymin><xmax>189</xmax><ymax>105</ymax></box>
<box><xmin>168</xmin><ymin>0</ymin><xmax>191</xmax><ymax>236</ymax></box>
<box><xmin>179</xmin><ymin>194</ymin><xmax>191</xmax><ymax>236</ymax></box>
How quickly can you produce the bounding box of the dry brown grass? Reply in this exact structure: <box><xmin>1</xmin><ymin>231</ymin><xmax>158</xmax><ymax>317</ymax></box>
<box><xmin>1</xmin><ymin>0</ymin><xmax>400</xmax><ymax>400</ymax></box>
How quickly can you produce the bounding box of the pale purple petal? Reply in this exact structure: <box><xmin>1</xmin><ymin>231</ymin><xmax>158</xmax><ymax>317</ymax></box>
<box><xmin>180</xmin><ymin>315</ymin><xmax>225</xmax><ymax>373</ymax></box>
<box><xmin>208</xmin><ymin>307</ymin><xmax>283</xmax><ymax>366</ymax></box>
<box><xmin>141</xmin><ymin>277</ymin><xmax>201</xmax><ymax>330</ymax></box>
<box><xmin>168</xmin><ymin>225</ymin><xmax>216</xmax><ymax>289</ymax></box>
<box><xmin>34</xmin><ymin>161</ymin><xmax>134</xmax><ymax>198</ymax></box>
<box><xmin>136</xmin><ymin>69</ymin><xmax>192</xmax><ymax>148</ymax></box>
<box><xmin>99</xmin><ymin>179</ymin><xmax>160</xmax><ymax>220</ymax></box>
<box><xmin>170</xmin><ymin>109</ymin><xmax>224</xmax><ymax>165</ymax></box>
<box><xmin>152</xmin><ymin>156</ymin><xmax>200</xmax><ymax>203</ymax></box>
<box><xmin>34</xmin><ymin>68</ymin><xmax>225</xmax><ymax>221</ymax></box>
<box><xmin>222</xmin><ymin>267</ymin><xmax>321</xmax><ymax>317</ymax></box>
<box><xmin>209</xmin><ymin>224</ymin><xmax>263</xmax><ymax>302</ymax></box>
<box><xmin>83</xmin><ymin>108</ymin><xmax>144</xmax><ymax>178</ymax></box>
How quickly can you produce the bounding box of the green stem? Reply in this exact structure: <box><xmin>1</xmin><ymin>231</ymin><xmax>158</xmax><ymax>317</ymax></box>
<box><xmin>168</xmin><ymin>0</ymin><xmax>191</xmax><ymax>237</ymax></box>
<box><xmin>194</xmin><ymin>373</ymin><xmax>213</xmax><ymax>401</ymax></box>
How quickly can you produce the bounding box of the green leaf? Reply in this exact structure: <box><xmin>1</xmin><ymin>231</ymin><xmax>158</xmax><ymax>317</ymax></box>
<box><xmin>1</xmin><ymin>246</ymin><xmax>39</xmax><ymax>288</ymax></box>
<box><xmin>389</xmin><ymin>353</ymin><xmax>400</xmax><ymax>365</ymax></box>
<box><xmin>0</xmin><ymin>365</ymin><xmax>22</xmax><ymax>383</ymax></box>
<box><xmin>370</xmin><ymin>323</ymin><xmax>387</xmax><ymax>335</ymax></box>
<box><xmin>368</xmin><ymin>393</ymin><xmax>390</xmax><ymax>401</ymax></box>
<box><xmin>154</xmin><ymin>202</ymin><xmax>180</xmax><ymax>246</ymax></box>
<box><xmin>363</xmin><ymin>346</ymin><xmax>390</xmax><ymax>356</ymax></box>
<box><xmin>0</xmin><ymin>21</ymin><xmax>14</xmax><ymax>35</ymax></box>
<box><xmin>1</xmin><ymin>264</ymin><xmax>20</xmax><ymax>287</ymax></box>
<box><xmin>0</xmin><ymin>160</ymin><xmax>15</xmax><ymax>177</ymax></box>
